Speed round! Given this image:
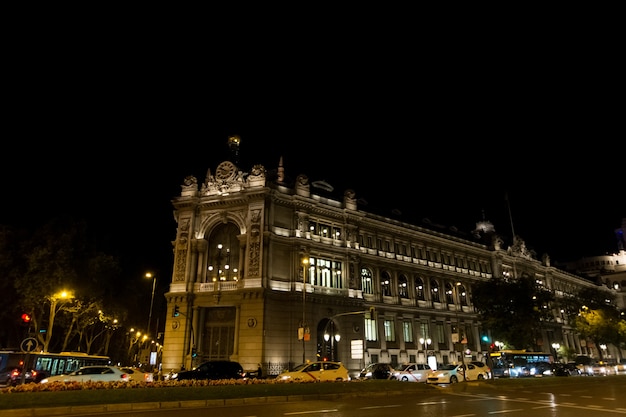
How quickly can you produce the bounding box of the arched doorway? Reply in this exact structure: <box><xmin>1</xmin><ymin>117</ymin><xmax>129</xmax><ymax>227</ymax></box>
<box><xmin>317</xmin><ymin>318</ymin><xmax>340</xmax><ymax>362</ymax></box>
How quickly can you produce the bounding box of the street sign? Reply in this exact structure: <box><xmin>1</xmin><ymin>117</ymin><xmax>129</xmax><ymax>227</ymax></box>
<box><xmin>21</xmin><ymin>337</ymin><xmax>38</xmax><ymax>353</ymax></box>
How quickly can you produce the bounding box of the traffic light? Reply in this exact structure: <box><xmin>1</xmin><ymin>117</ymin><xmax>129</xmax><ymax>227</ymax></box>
<box><xmin>173</xmin><ymin>305</ymin><xmax>180</xmax><ymax>317</ymax></box>
<box><xmin>21</xmin><ymin>313</ymin><xmax>32</xmax><ymax>324</ymax></box>
<box><xmin>191</xmin><ymin>347</ymin><xmax>197</xmax><ymax>357</ymax></box>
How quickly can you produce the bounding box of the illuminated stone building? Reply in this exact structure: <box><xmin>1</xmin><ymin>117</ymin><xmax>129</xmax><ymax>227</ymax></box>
<box><xmin>160</xmin><ymin>158</ymin><xmax>622</xmax><ymax>376</ymax></box>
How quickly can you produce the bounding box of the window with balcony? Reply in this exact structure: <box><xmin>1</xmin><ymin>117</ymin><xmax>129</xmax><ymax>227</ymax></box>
<box><xmin>458</xmin><ymin>285</ymin><xmax>468</xmax><ymax>305</ymax></box>
<box><xmin>381</xmin><ymin>271</ymin><xmax>392</xmax><ymax>296</ymax></box>
<box><xmin>415</xmin><ymin>277</ymin><xmax>425</xmax><ymax>300</ymax></box>
<box><xmin>309</xmin><ymin>257</ymin><xmax>343</xmax><ymax>289</ymax></box>
<box><xmin>398</xmin><ymin>275</ymin><xmax>409</xmax><ymax>298</ymax></box>
<box><xmin>361</xmin><ymin>267</ymin><xmax>373</xmax><ymax>294</ymax></box>
<box><xmin>430</xmin><ymin>279</ymin><xmax>440</xmax><ymax>303</ymax></box>
<box><xmin>445</xmin><ymin>282</ymin><xmax>454</xmax><ymax>304</ymax></box>
<box><xmin>207</xmin><ymin>222</ymin><xmax>240</xmax><ymax>282</ymax></box>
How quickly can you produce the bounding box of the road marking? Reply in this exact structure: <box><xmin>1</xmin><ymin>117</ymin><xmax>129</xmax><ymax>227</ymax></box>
<box><xmin>360</xmin><ymin>404</ymin><xmax>402</xmax><ymax>409</ymax></box>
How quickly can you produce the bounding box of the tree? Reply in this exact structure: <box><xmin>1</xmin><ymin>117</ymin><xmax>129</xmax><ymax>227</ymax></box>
<box><xmin>3</xmin><ymin>217</ymin><xmax>126</xmax><ymax>352</ymax></box>
<box><xmin>575</xmin><ymin>308</ymin><xmax>616</xmax><ymax>361</ymax></box>
<box><xmin>471</xmin><ymin>274</ymin><xmax>554</xmax><ymax>350</ymax></box>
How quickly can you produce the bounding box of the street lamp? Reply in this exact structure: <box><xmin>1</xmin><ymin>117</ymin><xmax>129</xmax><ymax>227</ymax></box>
<box><xmin>44</xmin><ymin>290</ymin><xmax>73</xmax><ymax>352</ymax></box>
<box><xmin>300</xmin><ymin>258</ymin><xmax>310</xmax><ymax>363</ymax></box>
<box><xmin>145</xmin><ymin>272</ymin><xmax>157</xmax><ymax>337</ymax></box>
<box><xmin>419</xmin><ymin>337</ymin><xmax>432</xmax><ymax>361</ymax></box>
<box><xmin>323</xmin><ymin>320</ymin><xmax>341</xmax><ymax>361</ymax></box>
<box><xmin>551</xmin><ymin>343</ymin><xmax>560</xmax><ymax>362</ymax></box>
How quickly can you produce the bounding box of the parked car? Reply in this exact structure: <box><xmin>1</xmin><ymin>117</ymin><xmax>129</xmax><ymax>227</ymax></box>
<box><xmin>392</xmin><ymin>363</ymin><xmax>431</xmax><ymax>382</ymax></box>
<box><xmin>276</xmin><ymin>361</ymin><xmax>350</xmax><ymax>382</ymax></box>
<box><xmin>426</xmin><ymin>362</ymin><xmax>490</xmax><ymax>384</ymax></box>
<box><xmin>0</xmin><ymin>367</ymin><xmax>37</xmax><ymax>387</ymax></box>
<box><xmin>358</xmin><ymin>363</ymin><xmax>396</xmax><ymax>380</ymax></box>
<box><xmin>118</xmin><ymin>367</ymin><xmax>154</xmax><ymax>382</ymax></box>
<box><xmin>175</xmin><ymin>360</ymin><xmax>245</xmax><ymax>381</ymax></box>
<box><xmin>40</xmin><ymin>365</ymin><xmax>130</xmax><ymax>383</ymax></box>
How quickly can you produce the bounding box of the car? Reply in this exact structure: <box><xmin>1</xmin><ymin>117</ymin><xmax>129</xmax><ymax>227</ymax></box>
<box><xmin>276</xmin><ymin>361</ymin><xmax>350</xmax><ymax>382</ymax></box>
<box><xmin>573</xmin><ymin>355</ymin><xmax>594</xmax><ymax>375</ymax></box>
<box><xmin>118</xmin><ymin>367</ymin><xmax>154</xmax><ymax>382</ymax></box>
<box><xmin>392</xmin><ymin>363</ymin><xmax>431</xmax><ymax>382</ymax></box>
<box><xmin>492</xmin><ymin>365</ymin><xmax>510</xmax><ymax>378</ymax></box>
<box><xmin>0</xmin><ymin>367</ymin><xmax>38</xmax><ymax>387</ymax></box>
<box><xmin>547</xmin><ymin>362</ymin><xmax>579</xmax><ymax>376</ymax></box>
<box><xmin>358</xmin><ymin>363</ymin><xmax>396</xmax><ymax>380</ymax></box>
<box><xmin>467</xmin><ymin>361</ymin><xmax>491</xmax><ymax>378</ymax></box>
<box><xmin>426</xmin><ymin>362</ymin><xmax>490</xmax><ymax>384</ymax></box>
<box><xmin>591</xmin><ymin>361</ymin><xmax>617</xmax><ymax>376</ymax></box>
<box><xmin>40</xmin><ymin>365</ymin><xmax>130</xmax><ymax>383</ymax></box>
<box><xmin>529</xmin><ymin>361</ymin><xmax>553</xmax><ymax>376</ymax></box>
<box><xmin>175</xmin><ymin>360</ymin><xmax>245</xmax><ymax>381</ymax></box>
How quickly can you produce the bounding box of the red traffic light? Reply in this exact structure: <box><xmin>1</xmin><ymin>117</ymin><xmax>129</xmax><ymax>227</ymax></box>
<box><xmin>21</xmin><ymin>313</ymin><xmax>32</xmax><ymax>323</ymax></box>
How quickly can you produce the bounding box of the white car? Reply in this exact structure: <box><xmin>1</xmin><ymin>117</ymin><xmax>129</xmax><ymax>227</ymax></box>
<box><xmin>40</xmin><ymin>365</ymin><xmax>130</xmax><ymax>383</ymax></box>
<box><xmin>426</xmin><ymin>362</ymin><xmax>490</xmax><ymax>384</ymax></box>
<box><xmin>393</xmin><ymin>363</ymin><xmax>431</xmax><ymax>382</ymax></box>
<box><xmin>276</xmin><ymin>361</ymin><xmax>350</xmax><ymax>382</ymax></box>
<box><xmin>118</xmin><ymin>367</ymin><xmax>154</xmax><ymax>382</ymax></box>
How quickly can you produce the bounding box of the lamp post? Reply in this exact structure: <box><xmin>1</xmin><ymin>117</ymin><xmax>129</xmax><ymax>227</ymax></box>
<box><xmin>323</xmin><ymin>323</ymin><xmax>341</xmax><ymax>361</ymax></box>
<box><xmin>551</xmin><ymin>343</ymin><xmax>561</xmax><ymax>363</ymax></box>
<box><xmin>146</xmin><ymin>272</ymin><xmax>157</xmax><ymax>337</ymax></box>
<box><xmin>419</xmin><ymin>337</ymin><xmax>432</xmax><ymax>364</ymax></box>
<box><xmin>301</xmin><ymin>258</ymin><xmax>309</xmax><ymax>363</ymax></box>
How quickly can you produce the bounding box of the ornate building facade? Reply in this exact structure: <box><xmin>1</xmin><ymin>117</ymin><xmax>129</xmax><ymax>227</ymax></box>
<box><xmin>160</xmin><ymin>157</ymin><xmax>623</xmax><ymax>377</ymax></box>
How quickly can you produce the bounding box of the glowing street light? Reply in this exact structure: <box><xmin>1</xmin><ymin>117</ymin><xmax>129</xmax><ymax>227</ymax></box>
<box><xmin>145</xmin><ymin>272</ymin><xmax>157</xmax><ymax>337</ymax></box>
<box><xmin>42</xmin><ymin>290</ymin><xmax>74</xmax><ymax>352</ymax></box>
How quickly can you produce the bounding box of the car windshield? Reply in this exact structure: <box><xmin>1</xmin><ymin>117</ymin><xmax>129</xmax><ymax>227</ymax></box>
<box><xmin>438</xmin><ymin>364</ymin><xmax>457</xmax><ymax>370</ymax></box>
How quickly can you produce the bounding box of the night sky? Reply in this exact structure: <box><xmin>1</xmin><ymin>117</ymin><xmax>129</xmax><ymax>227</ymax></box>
<box><xmin>3</xmin><ymin>58</ymin><xmax>623</xmax><ymax>330</ymax></box>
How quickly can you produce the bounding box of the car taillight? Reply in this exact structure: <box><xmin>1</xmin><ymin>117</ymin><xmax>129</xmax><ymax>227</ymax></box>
<box><xmin>32</xmin><ymin>370</ymin><xmax>37</xmax><ymax>377</ymax></box>
<box><xmin>121</xmin><ymin>374</ymin><xmax>128</xmax><ymax>379</ymax></box>
<box><xmin>11</xmin><ymin>370</ymin><xmax>19</xmax><ymax>377</ymax></box>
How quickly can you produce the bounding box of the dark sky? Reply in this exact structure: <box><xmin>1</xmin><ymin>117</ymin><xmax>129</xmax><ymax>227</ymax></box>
<box><xmin>3</xmin><ymin>125</ymin><xmax>622</xmax><ymax>274</ymax></box>
<box><xmin>3</xmin><ymin>51</ymin><xmax>623</xmax><ymax>327</ymax></box>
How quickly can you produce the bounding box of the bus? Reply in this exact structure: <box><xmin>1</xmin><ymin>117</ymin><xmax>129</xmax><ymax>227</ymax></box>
<box><xmin>490</xmin><ymin>350</ymin><xmax>554</xmax><ymax>377</ymax></box>
<box><xmin>0</xmin><ymin>351</ymin><xmax>111</xmax><ymax>383</ymax></box>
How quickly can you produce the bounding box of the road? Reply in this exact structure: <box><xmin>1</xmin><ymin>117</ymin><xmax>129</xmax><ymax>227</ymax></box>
<box><xmin>46</xmin><ymin>375</ymin><xmax>626</xmax><ymax>417</ymax></box>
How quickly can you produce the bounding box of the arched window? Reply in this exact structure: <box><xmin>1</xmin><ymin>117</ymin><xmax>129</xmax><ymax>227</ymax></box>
<box><xmin>398</xmin><ymin>275</ymin><xmax>409</xmax><ymax>298</ymax></box>
<box><xmin>361</xmin><ymin>268</ymin><xmax>373</xmax><ymax>294</ymax></box>
<box><xmin>415</xmin><ymin>276</ymin><xmax>425</xmax><ymax>300</ymax></box>
<box><xmin>445</xmin><ymin>282</ymin><xmax>454</xmax><ymax>304</ymax></box>
<box><xmin>430</xmin><ymin>279</ymin><xmax>440</xmax><ymax>303</ymax></box>
<box><xmin>207</xmin><ymin>222</ymin><xmax>240</xmax><ymax>282</ymax></box>
<box><xmin>381</xmin><ymin>271</ymin><xmax>392</xmax><ymax>296</ymax></box>
<box><xmin>458</xmin><ymin>285</ymin><xmax>468</xmax><ymax>305</ymax></box>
